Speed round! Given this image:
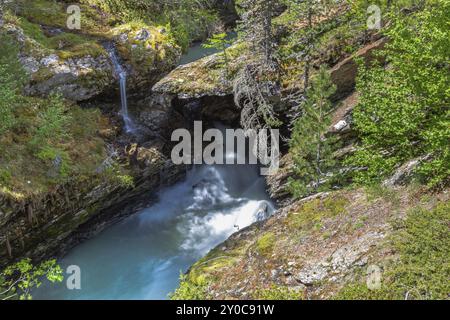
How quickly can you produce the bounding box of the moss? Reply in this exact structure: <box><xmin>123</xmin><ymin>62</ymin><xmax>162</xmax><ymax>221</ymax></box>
<box><xmin>253</xmin><ymin>285</ymin><xmax>304</xmax><ymax>300</ymax></box>
<box><xmin>287</xmin><ymin>194</ymin><xmax>348</xmax><ymax>231</ymax></box>
<box><xmin>57</xmin><ymin>41</ymin><xmax>106</xmax><ymax>59</ymax></box>
<box><xmin>16</xmin><ymin>0</ymin><xmax>67</xmax><ymax>28</ymax></box>
<box><xmin>256</xmin><ymin>232</ymin><xmax>276</xmax><ymax>257</ymax></box>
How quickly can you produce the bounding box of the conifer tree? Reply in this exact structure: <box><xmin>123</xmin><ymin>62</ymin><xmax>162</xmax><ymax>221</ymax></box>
<box><xmin>202</xmin><ymin>33</ymin><xmax>233</xmax><ymax>77</ymax></box>
<box><xmin>289</xmin><ymin>65</ymin><xmax>337</xmax><ymax>198</ymax></box>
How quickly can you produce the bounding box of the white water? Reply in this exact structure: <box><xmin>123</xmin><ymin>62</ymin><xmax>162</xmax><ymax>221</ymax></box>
<box><xmin>35</xmin><ymin>161</ymin><xmax>274</xmax><ymax>300</ymax></box>
<box><xmin>107</xmin><ymin>45</ymin><xmax>135</xmax><ymax>133</ymax></box>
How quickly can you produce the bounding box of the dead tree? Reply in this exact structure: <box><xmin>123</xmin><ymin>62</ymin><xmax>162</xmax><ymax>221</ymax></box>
<box><xmin>234</xmin><ymin>0</ymin><xmax>282</xmax><ymax>131</ymax></box>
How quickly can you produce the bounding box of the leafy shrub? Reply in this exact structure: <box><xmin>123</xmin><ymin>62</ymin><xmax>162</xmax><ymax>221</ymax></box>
<box><xmin>0</xmin><ymin>259</ymin><xmax>63</xmax><ymax>300</ymax></box>
<box><xmin>346</xmin><ymin>2</ymin><xmax>450</xmax><ymax>187</ymax></box>
<box><xmin>170</xmin><ymin>273</ymin><xmax>210</xmax><ymax>300</ymax></box>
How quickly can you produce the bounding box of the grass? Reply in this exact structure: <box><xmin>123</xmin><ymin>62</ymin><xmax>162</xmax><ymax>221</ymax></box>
<box><xmin>364</xmin><ymin>184</ymin><xmax>401</xmax><ymax>206</ymax></box>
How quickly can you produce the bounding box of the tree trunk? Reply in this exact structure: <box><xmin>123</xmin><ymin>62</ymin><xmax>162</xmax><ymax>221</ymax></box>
<box><xmin>5</xmin><ymin>234</ymin><xmax>12</xmax><ymax>259</ymax></box>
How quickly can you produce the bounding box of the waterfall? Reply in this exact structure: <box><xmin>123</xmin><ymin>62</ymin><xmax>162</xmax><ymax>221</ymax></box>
<box><xmin>106</xmin><ymin>44</ymin><xmax>135</xmax><ymax>133</ymax></box>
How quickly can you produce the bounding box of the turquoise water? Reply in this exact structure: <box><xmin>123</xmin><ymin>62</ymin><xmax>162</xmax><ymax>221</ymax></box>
<box><xmin>178</xmin><ymin>32</ymin><xmax>237</xmax><ymax>66</ymax></box>
<box><xmin>35</xmin><ymin>161</ymin><xmax>273</xmax><ymax>300</ymax></box>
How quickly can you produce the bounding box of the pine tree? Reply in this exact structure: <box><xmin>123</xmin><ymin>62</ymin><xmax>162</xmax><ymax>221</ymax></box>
<box><xmin>284</xmin><ymin>0</ymin><xmax>334</xmax><ymax>121</ymax></box>
<box><xmin>289</xmin><ymin>65</ymin><xmax>337</xmax><ymax>198</ymax></box>
<box><xmin>202</xmin><ymin>32</ymin><xmax>233</xmax><ymax>77</ymax></box>
<box><xmin>238</xmin><ymin>0</ymin><xmax>279</xmax><ymax>65</ymax></box>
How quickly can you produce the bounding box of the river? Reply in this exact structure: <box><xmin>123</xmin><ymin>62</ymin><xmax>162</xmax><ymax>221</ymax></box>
<box><xmin>35</xmin><ymin>33</ymin><xmax>273</xmax><ymax>300</ymax></box>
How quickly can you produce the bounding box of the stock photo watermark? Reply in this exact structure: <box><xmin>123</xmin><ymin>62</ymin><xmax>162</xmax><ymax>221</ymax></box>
<box><xmin>367</xmin><ymin>5</ymin><xmax>382</xmax><ymax>30</ymax></box>
<box><xmin>66</xmin><ymin>265</ymin><xmax>81</xmax><ymax>290</ymax></box>
<box><xmin>171</xmin><ymin>122</ymin><xmax>280</xmax><ymax>176</ymax></box>
<box><xmin>66</xmin><ymin>5</ymin><xmax>81</xmax><ymax>30</ymax></box>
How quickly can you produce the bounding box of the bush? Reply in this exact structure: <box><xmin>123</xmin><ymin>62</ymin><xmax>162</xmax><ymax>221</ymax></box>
<box><xmin>256</xmin><ymin>232</ymin><xmax>276</xmax><ymax>257</ymax></box>
<box><xmin>0</xmin><ymin>259</ymin><xmax>63</xmax><ymax>300</ymax></box>
<box><xmin>346</xmin><ymin>2</ymin><xmax>450</xmax><ymax>187</ymax></box>
<box><xmin>170</xmin><ymin>274</ymin><xmax>210</xmax><ymax>300</ymax></box>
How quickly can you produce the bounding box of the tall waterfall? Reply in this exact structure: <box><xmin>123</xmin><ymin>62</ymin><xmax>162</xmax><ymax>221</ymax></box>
<box><xmin>106</xmin><ymin>44</ymin><xmax>135</xmax><ymax>133</ymax></box>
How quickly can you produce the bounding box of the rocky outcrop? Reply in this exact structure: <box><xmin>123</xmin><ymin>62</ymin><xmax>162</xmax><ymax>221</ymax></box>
<box><xmin>180</xmin><ymin>187</ymin><xmax>449</xmax><ymax>299</ymax></box>
<box><xmin>330</xmin><ymin>37</ymin><xmax>387</xmax><ymax>100</ymax></box>
<box><xmin>24</xmin><ymin>52</ymin><xmax>114</xmax><ymax>101</ymax></box>
<box><xmin>152</xmin><ymin>42</ymin><xmax>251</xmax><ymax>124</ymax></box>
<box><xmin>111</xmin><ymin>24</ymin><xmax>181</xmax><ymax>95</ymax></box>
<box><xmin>2</xmin><ymin>20</ymin><xmax>180</xmax><ymax>102</ymax></box>
<box><xmin>152</xmin><ymin>51</ymin><xmax>233</xmax><ymax>100</ymax></box>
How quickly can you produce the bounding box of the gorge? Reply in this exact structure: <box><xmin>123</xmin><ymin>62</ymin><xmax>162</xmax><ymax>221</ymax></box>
<box><xmin>0</xmin><ymin>0</ymin><xmax>448</xmax><ymax>301</ymax></box>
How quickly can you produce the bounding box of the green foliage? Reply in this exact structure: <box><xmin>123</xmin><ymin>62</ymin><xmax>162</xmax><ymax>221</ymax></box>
<box><xmin>336</xmin><ymin>202</ymin><xmax>450</xmax><ymax>300</ymax></box>
<box><xmin>0</xmin><ymin>258</ymin><xmax>63</xmax><ymax>300</ymax></box>
<box><xmin>256</xmin><ymin>232</ymin><xmax>276</xmax><ymax>257</ymax></box>
<box><xmin>254</xmin><ymin>285</ymin><xmax>303</xmax><ymax>300</ymax></box>
<box><xmin>289</xmin><ymin>66</ymin><xmax>338</xmax><ymax>198</ymax></box>
<box><xmin>115</xmin><ymin>174</ymin><xmax>135</xmax><ymax>188</ymax></box>
<box><xmin>203</xmin><ymin>33</ymin><xmax>233</xmax><ymax>76</ymax></box>
<box><xmin>346</xmin><ymin>2</ymin><xmax>450</xmax><ymax>187</ymax></box>
<box><xmin>364</xmin><ymin>184</ymin><xmax>400</xmax><ymax>205</ymax></box>
<box><xmin>81</xmin><ymin>0</ymin><xmax>219</xmax><ymax>50</ymax></box>
<box><xmin>0</xmin><ymin>43</ymin><xmax>107</xmax><ymax>194</ymax></box>
<box><xmin>170</xmin><ymin>273</ymin><xmax>210</xmax><ymax>300</ymax></box>
<box><xmin>30</xmin><ymin>94</ymin><xmax>71</xmax><ymax>149</ymax></box>
<box><xmin>0</xmin><ymin>33</ymin><xmax>27</xmax><ymax>135</ymax></box>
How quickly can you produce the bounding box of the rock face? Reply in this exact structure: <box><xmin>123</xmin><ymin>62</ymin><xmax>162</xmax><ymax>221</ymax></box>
<box><xmin>153</xmin><ymin>52</ymin><xmax>233</xmax><ymax>100</ymax></box>
<box><xmin>24</xmin><ymin>52</ymin><xmax>114</xmax><ymax>101</ymax></box>
<box><xmin>2</xmin><ymin>21</ymin><xmax>181</xmax><ymax>102</ymax></box>
<box><xmin>330</xmin><ymin>37</ymin><xmax>387</xmax><ymax>100</ymax></box>
<box><xmin>0</xmin><ymin>148</ymin><xmax>186</xmax><ymax>268</ymax></box>
<box><xmin>111</xmin><ymin>24</ymin><xmax>181</xmax><ymax>96</ymax></box>
<box><xmin>152</xmin><ymin>42</ymin><xmax>251</xmax><ymax>124</ymax></box>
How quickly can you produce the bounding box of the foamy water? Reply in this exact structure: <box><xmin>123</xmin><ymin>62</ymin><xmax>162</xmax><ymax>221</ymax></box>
<box><xmin>35</xmin><ymin>161</ymin><xmax>274</xmax><ymax>300</ymax></box>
